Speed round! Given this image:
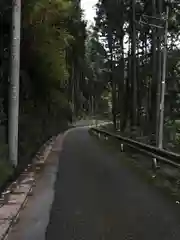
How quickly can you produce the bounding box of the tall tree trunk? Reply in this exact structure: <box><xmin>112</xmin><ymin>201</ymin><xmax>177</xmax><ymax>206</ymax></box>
<box><xmin>119</xmin><ymin>36</ymin><xmax>126</xmax><ymax>131</ymax></box>
<box><xmin>111</xmin><ymin>57</ymin><xmax>116</xmax><ymax>129</ymax></box>
<box><xmin>71</xmin><ymin>63</ymin><xmax>75</xmax><ymax>118</ymax></box>
<box><xmin>131</xmin><ymin>0</ymin><xmax>137</xmax><ymax>129</ymax></box>
<box><xmin>150</xmin><ymin>0</ymin><xmax>158</xmax><ymax>144</ymax></box>
<box><xmin>136</xmin><ymin>33</ymin><xmax>141</xmax><ymax>129</ymax></box>
<box><xmin>127</xmin><ymin>41</ymin><xmax>132</xmax><ymax>130</ymax></box>
<box><xmin>108</xmin><ymin>30</ymin><xmax>116</xmax><ymax>129</ymax></box>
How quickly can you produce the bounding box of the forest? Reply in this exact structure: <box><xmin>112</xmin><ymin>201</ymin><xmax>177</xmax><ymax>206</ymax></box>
<box><xmin>90</xmin><ymin>0</ymin><xmax>180</xmax><ymax>151</ymax></box>
<box><xmin>0</xmin><ymin>0</ymin><xmax>88</xmax><ymax>183</ymax></box>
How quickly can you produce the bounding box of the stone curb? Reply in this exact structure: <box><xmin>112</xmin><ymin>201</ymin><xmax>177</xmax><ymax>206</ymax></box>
<box><xmin>0</xmin><ymin>134</ymin><xmax>63</xmax><ymax>240</ymax></box>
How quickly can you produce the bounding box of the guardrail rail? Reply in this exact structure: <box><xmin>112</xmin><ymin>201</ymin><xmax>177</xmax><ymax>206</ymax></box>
<box><xmin>90</xmin><ymin>127</ymin><xmax>180</xmax><ymax>170</ymax></box>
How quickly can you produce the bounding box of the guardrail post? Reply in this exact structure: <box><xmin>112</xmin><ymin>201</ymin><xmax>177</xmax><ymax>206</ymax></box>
<box><xmin>153</xmin><ymin>158</ymin><xmax>160</xmax><ymax>169</ymax></box>
<box><xmin>152</xmin><ymin>157</ymin><xmax>160</xmax><ymax>177</ymax></box>
<box><xmin>152</xmin><ymin>158</ymin><xmax>157</xmax><ymax>178</ymax></box>
<box><xmin>120</xmin><ymin>143</ymin><xmax>124</xmax><ymax>152</ymax></box>
<box><xmin>152</xmin><ymin>157</ymin><xmax>158</xmax><ymax>169</ymax></box>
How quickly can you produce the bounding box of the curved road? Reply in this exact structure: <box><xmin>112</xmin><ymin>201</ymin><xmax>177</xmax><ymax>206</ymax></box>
<box><xmin>8</xmin><ymin>127</ymin><xmax>180</xmax><ymax>239</ymax></box>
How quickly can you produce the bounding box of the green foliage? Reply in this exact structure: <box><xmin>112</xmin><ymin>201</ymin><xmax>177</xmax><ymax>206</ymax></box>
<box><xmin>22</xmin><ymin>0</ymin><xmax>75</xmax><ymax>93</ymax></box>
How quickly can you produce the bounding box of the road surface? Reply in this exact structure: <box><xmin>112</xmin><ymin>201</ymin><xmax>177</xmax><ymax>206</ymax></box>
<box><xmin>8</xmin><ymin>127</ymin><xmax>180</xmax><ymax>240</ymax></box>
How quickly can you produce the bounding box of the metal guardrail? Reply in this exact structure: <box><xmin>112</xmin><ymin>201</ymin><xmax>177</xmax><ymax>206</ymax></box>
<box><xmin>90</xmin><ymin>127</ymin><xmax>180</xmax><ymax>169</ymax></box>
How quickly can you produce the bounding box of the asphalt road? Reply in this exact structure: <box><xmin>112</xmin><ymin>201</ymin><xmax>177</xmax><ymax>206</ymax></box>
<box><xmin>8</xmin><ymin>127</ymin><xmax>180</xmax><ymax>239</ymax></box>
<box><xmin>46</xmin><ymin>128</ymin><xmax>180</xmax><ymax>240</ymax></box>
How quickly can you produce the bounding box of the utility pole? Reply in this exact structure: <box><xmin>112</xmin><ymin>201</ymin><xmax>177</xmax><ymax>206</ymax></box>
<box><xmin>158</xmin><ymin>3</ymin><xmax>169</xmax><ymax>149</ymax></box>
<box><xmin>8</xmin><ymin>0</ymin><xmax>21</xmax><ymax>167</ymax></box>
<box><xmin>155</xmin><ymin>0</ymin><xmax>163</xmax><ymax>147</ymax></box>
